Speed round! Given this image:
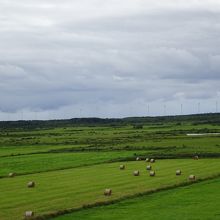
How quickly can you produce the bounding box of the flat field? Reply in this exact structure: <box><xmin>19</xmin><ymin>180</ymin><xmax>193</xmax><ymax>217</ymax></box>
<box><xmin>0</xmin><ymin>114</ymin><xmax>220</xmax><ymax>220</ymax></box>
<box><xmin>54</xmin><ymin>176</ymin><xmax>220</xmax><ymax>220</ymax></box>
<box><xmin>1</xmin><ymin>159</ymin><xmax>220</xmax><ymax>220</ymax></box>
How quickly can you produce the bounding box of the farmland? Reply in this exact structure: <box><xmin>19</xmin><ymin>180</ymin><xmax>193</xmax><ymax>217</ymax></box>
<box><xmin>0</xmin><ymin>113</ymin><xmax>220</xmax><ymax>219</ymax></box>
<box><xmin>54</xmin><ymin>176</ymin><xmax>220</xmax><ymax>220</ymax></box>
<box><xmin>1</xmin><ymin>159</ymin><xmax>220</xmax><ymax>220</ymax></box>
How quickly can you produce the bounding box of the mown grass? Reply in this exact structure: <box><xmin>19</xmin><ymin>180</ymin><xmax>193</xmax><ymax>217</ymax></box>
<box><xmin>0</xmin><ymin>151</ymin><xmax>150</xmax><ymax>177</ymax></box>
<box><xmin>54</xmin><ymin>176</ymin><xmax>220</xmax><ymax>220</ymax></box>
<box><xmin>1</xmin><ymin>159</ymin><xmax>220</xmax><ymax>220</ymax></box>
<box><xmin>1</xmin><ymin>117</ymin><xmax>220</xmax><ymax>220</ymax></box>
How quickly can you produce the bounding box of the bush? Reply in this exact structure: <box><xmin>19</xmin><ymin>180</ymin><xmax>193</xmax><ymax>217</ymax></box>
<box><xmin>133</xmin><ymin>124</ymin><xmax>143</xmax><ymax>129</ymax></box>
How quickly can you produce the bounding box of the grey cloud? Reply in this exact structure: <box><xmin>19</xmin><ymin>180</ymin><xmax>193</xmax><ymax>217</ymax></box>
<box><xmin>0</xmin><ymin>0</ymin><xmax>220</xmax><ymax>119</ymax></box>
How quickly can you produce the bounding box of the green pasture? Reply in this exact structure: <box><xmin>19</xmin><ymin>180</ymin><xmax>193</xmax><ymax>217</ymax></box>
<box><xmin>0</xmin><ymin>115</ymin><xmax>220</xmax><ymax>220</ymax></box>
<box><xmin>55</xmin><ymin>176</ymin><xmax>220</xmax><ymax>220</ymax></box>
<box><xmin>0</xmin><ymin>151</ymin><xmax>150</xmax><ymax>177</ymax></box>
<box><xmin>1</xmin><ymin>134</ymin><xmax>220</xmax><ymax>158</ymax></box>
<box><xmin>0</xmin><ymin>159</ymin><xmax>220</xmax><ymax>220</ymax></box>
<box><xmin>0</xmin><ymin>123</ymin><xmax>220</xmax><ymax>157</ymax></box>
<box><xmin>0</xmin><ymin>144</ymin><xmax>90</xmax><ymax>157</ymax></box>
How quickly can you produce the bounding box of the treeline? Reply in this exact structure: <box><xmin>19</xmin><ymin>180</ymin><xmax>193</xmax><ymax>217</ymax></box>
<box><xmin>124</xmin><ymin>113</ymin><xmax>220</xmax><ymax>125</ymax></box>
<box><xmin>0</xmin><ymin>113</ymin><xmax>220</xmax><ymax>130</ymax></box>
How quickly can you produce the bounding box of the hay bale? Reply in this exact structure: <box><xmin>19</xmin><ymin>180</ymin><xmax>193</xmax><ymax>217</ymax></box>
<box><xmin>8</xmin><ymin>173</ymin><xmax>15</xmax><ymax>177</ymax></box>
<box><xmin>194</xmin><ymin>155</ymin><xmax>199</xmax><ymax>160</ymax></box>
<box><xmin>145</xmin><ymin>158</ymin><xmax>150</xmax><ymax>162</ymax></box>
<box><xmin>149</xmin><ymin>171</ymin><xmax>155</xmax><ymax>176</ymax></box>
<box><xmin>146</xmin><ymin>165</ymin><xmax>152</xmax><ymax>170</ymax></box>
<box><xmin>119</xmin><ymin>165</ymin><xmax>125</xmax><ymax>170</ymax></box>
<box><xmin>150</xmin><ymin>158</ymin><xmax>155</xmax><ymax>163</ymax></box>
<box><xmin>27</xmin><ymin>181</ymin><xmax>35</xmax><ymax>188</ymax></box>
<box><xmin>188</xmin><ymin>175</ymin><xmax>196</xmax><ymax>181</ymax></box>
<box><xmin>25</xmin><ymin>211</ymin><xmax>34</xmax><ymax>218</ymax></box>
<box><xmin>133</xmin><ymin>170</ymin><xmax>140</xmax><ymax>176</ymax></box>
<box><xmin>136</xmin><ymin>157</ymin><xmax>140</xmax><ymax>161</ymax></box>
<box><xmin>104</xmin><ymin>189</ymin><xmax>112</xmax><ymax>196</ymax></box>
<box><xmin>176</xmin><ymin>170</ymin><xmax>182</xmax><ymax>175</ymax></box>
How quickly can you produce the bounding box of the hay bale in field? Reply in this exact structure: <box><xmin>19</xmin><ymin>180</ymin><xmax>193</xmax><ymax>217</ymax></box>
<box><xmin>145</xmin><ymin>158</ymin><xmax>150</xmax><ymax>162</ymax></box>
<box><xmin>149</xmin><ymin>171</ymin><xmax>155</xmax><ymax>176</ymax></box>
<box><xmin>136</xmin><ymin>157</ymin><xmax>140</xmax><ymax>161</ymax></box>
<box><xmin>8</xmin><ymin>173</ymin><xmax>15</xmax><ymax>177</ymax></box>
<box><xmin>119</xmin><ymin>165</ymin><xmax>125</xmax><ymax>170</ymax></box>
<box><xmin>194</xmin><ymin>155</ymin><xmax>199</xmax><ymax>160</ymax></box>
<box><xmin>25</xmin><ymin>211</ymin><xmax>34</xmax><ymax>218</ymax></box>
<box><xmin>146</xmin><ymin>165</ymin><xmax>152</xmax><ymax>170</ymax></box>
<box><xmin>150</xmin><ymin>158</ymin><xmax>155</xmax><ymax>163</ymax></box>
<box><xmin>188</xmin><ymin>175</ymin><xmax>196</xmax><ymax>181</ymax></box>
<box><xmin>176</xmin><ymin>170</ymin><xmax>182</xmax><ymax>175</ymax></box>
<box><xmin>104</xmin><ymin>189</ymin><xmax>112</xmax><ymax>196</ymax></box>
<box><xmin>133</xmin><ymin>170</ymin><xmax>140</xmax><ymax>176</ymax></box>
<box><xmin>27</xmin><ymin>181</ymin><xmax>35</xmax><ymax>188</ymax></box>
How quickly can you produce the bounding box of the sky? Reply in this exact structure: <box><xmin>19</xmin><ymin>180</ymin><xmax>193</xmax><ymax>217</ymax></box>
<box><xmin>0</xmin><ymin>0</ymin><xmax>220</xmax><ymax>120</ymax></box>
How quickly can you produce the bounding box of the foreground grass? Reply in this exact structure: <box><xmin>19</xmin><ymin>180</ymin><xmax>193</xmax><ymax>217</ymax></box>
<box><xmin>54</xmin><ymin>176</ymin><xmax>220</xmax><ymax>220</ymax></box>
<box><xmin>1</xmin><ymin>159</ymin><xmax>220</xmax><ymax>220</ymax></box>
<box><xmin>0</xmin><ymin>151</ymin><xmax>149</xmax><ymax>177</ymax></box>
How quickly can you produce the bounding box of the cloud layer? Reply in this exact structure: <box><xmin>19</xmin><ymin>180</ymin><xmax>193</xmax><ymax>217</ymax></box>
<box><xmin>0</xmin><ymin>0</ymin><xmax>220</xmax><ymax>120</ymax></box>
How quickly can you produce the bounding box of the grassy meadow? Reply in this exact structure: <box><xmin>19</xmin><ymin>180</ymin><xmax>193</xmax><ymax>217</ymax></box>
<box><xmin>1</xmin><ymin>159</ymin><xmax>220</xmax><ymax>220</ymax></box>
<box><xmin>54</xmin><ymin>176</ymin><xmax>220</xmax><ymax>220</ymax></box>
<box><xmin>0</xmin><ymin>151</ymin><xmax>149</xmax><ymax>177</ymax></box>
<box><xmin>0</xmin><ymin>114</ymin><xmax>220</xmax><ymax>219</ymax></box>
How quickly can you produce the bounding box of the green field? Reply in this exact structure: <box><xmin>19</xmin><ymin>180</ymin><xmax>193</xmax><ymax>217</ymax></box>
<box><xmin>0</xmin><ymin>151</ymin><xmax>149</xmax><ymax>177</ymax></box>
<box><xmin>0</xmin><ymin>114</ymin><xmax>220</xmax><ymax>220</ymax></box>
<box><xmin>1</xmin><ymin>119</ymin><xmax>220</xmax><ymax>158</ymax></box>
<box><xmin>1</xmin><ymin>159</ymin><xmax>220</xmax><ymax>220</ymax></box>
<box><xmin>54</xmin><ymin>176</ymin><xmax>220</xmax><ymax>220</ymax></box>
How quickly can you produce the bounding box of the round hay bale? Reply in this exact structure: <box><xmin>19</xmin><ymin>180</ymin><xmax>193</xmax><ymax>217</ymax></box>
<box><xmin>136</xmin><ymin>157</ymin><xmax>140</xmax><ymax>161</ymax></box>
<box><xmin>27</xmin><ymin>181</ymin><xmax>35</xmax><ymax>188</ymax></box>
<box><xmin>149</xmin><ymin>171</ymin><xmax>155</xmax><ymax>176</ymax></box>
<box><xmin>146</xmin><ymin>165</ymin><xmax>152</xmax><ymax>171</ymax></box>
<box><xmin>119</xmin><ymin>165</ymin><xmax>125</xmax><ymax>170</ymax></box>
<box><xmin>194</xmin><ymin>155</ymin><xmax>199</xmax><ymax>160</ymax></box>
<box><xmin>145</xmin><ymin>158</ymin><xmax>150</xmax><ymax>162</ymax></box>
<box><xmin>150</xmin><ymin>158</ymin><xmax>155</xmax><ymax>163</ymax></box>
<box><xmin>188</xmin><ymin>175</ymin><xmax>196</xmax><ymax>181</ymax></box>
<box><xmin>25</xmin><ymin>211</ymin><xmax>34</xmax><ymax>218</ymax></box>
<box><xmin>104</xmin><ymin>189</ymin><xmax>112</xmax><ymax>196</ymax></box>
<box><xmin>133</xmin><ymin>170</ymin><xmax>140</xmax><ymax>176</ymax></box>
<box><xmin>176</xmin><ymin>170</ymin><xmax>182</xmax><ymax>176</ymax></box>
<box><xmin>8</xmin><ymin>173</ymin><xmax>15</xmax><ymax>178</ymax></box>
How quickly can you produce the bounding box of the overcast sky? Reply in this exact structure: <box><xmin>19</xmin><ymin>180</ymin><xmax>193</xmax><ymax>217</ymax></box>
<box><xmin>0</xmin><ymin>0</ymin><xmax>220</xmax><ymax>120</ymax></box>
